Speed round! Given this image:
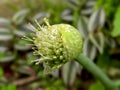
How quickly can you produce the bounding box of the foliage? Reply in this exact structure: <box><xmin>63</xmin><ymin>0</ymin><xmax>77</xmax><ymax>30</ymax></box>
<box><xmin>95</xmin><ymin>0</ymin><xmax>120</xmax><ymax>18</ymax></box>
<box><xmin>89</xmin><ymin>81</ymin><xmax>105</xmax><ymax>90</ymax></box>
<box><xmin>0</xmin><ymin>0</ymin><xmax>120</xmax><ymax>90</ymax></box>
<box><xmin>112</xmin><ymin>6</ymin><xmax>120</xmax><ymax>37</ymax></box>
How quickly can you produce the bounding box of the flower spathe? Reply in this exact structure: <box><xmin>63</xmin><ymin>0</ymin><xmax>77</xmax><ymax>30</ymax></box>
<box><xmin>33</xmin><ymin>18</ymin><xmax>83</xmax><ymax>73</ymax></box>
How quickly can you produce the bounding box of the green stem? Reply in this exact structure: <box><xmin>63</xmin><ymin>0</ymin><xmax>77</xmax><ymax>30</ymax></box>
<box><xmin>76</xmin><ymin>54</ymin><xmax>119</xmax><ymax>90</ymax></box>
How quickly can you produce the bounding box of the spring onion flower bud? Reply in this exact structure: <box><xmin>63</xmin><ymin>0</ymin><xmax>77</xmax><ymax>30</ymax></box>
<box><xmin>32</xmin><ymin>18</ymin><xmax>83</xmax><ymax>73</ymax></box>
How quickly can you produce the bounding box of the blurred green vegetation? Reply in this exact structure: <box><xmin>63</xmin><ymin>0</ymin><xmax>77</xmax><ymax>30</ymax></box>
<box><xmin>0</xmin><ymin>0</ymin><xmax>120</xmax><ymax>90</ymax></box>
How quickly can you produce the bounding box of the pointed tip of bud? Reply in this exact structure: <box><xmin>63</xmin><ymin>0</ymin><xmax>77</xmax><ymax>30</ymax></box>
<box><xmin>43</xmin><ymin>18</ymin><xmax>47</xmax><ymax>21</ymax></box>
<box><xmin>43</xmin><ymin>17</ymin><xmax>50</xmax><ymax>26</ymax></box>
<box><xmin>34</xmin><ymin>19</ymin><xmax>43</xmax><ymax>30</ymax></box>
<box><xmin>35</xmin><ymin>62</ymin><xmax>40</xmax><ymax>65</ymax></box>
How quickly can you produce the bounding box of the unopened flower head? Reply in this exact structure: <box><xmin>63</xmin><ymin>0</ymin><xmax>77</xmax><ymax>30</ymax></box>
<box><xmin>31</xmin><ymin>18</ymin><xmax>83</xmax><ymax>73</ymax></box>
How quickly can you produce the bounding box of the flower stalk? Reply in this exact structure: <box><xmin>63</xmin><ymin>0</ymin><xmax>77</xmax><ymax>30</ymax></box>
<box><xmin>77</xmin><ymin>54</ymin><xmax>119</xmax><ymax>90</ymax></box>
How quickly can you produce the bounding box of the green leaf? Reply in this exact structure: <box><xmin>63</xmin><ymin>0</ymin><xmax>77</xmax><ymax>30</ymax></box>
<box><xmin>89</xmin><ymin>32</ymin><xmax>104</xmax><ymax>54</ymax></box>
<box><xmin>1</xmin><ymin>86</ymin><xmax>7</xmax><ymax>90</ymax></box>
<box><xmin>115</xmin><ymin>79</ymin><xmax>120</xmax><ymax>87</ymax></box>
<box><xmin>61</xmin><ymin>9</ymin><xmax>73</xmax><ymax>21</ymax></box>
<box><xmin>66</xmin><ymin>0</ymin><xmax>80</xmax><ymax>10</ymax></box>
<box><xmin>0</xmin><ymin>18</ymin><xmax>10</xmax><ymax>26</ymax></box>
<box><xmin>83</xmin><ymin>38</ymin><xmax>97</xmax><ymax>60</ymax></box>
<box><xmin>97</xmin><ymin>48</ymin><xmax>110</xmax><ymax>68</ymax></box>
<box><xmin>89</xmin><ymin>81</ymin><xmax>105</xmax><ymax>90</ymax></box>
<box><xmin>0</xmin><ymin>52</ymin><xmax>4</xmax><ymax>59</ymax></box>
<box><xmin>14</xmin><ymin>39</ymin><xmax>32</xmax><ymax>51</ymax></box>
<box><xmin>0</xmin><ymin>34</ymin><xmax>13</xmax><ymax>41</ymax></box>
<box><xmin>7</xmin><ymin>84</ymin><xmax>16</xmax><ymax>90</ymax></box>
<box><xmin>88</xmin><ymin>8</ymin><xmax>105</xmax><ymax>32</ymax></box>
<box><xmin>26</xmin><ymin>52</ymin><xmax>38</xmax><ymax>65</ymax></box>
<box><xmin>0</xmin><ymin>52</ymin><xmax>15</xmax><ymax>63</ymax></box>
<box><xmin>16</xmin><ymin>66</ymin><xmax>30</xmax><ymax>75</ymax></box>
<box><xmin>12</xmin><ymin>9</ymin><xmax>29</xmax><ymax>25</ymax></box>
<box><xmin>112</xmin><ymin>6</ymin><xmax>120</xmax><ymax>37</ymax></box>
<box><xmin>77</xmin><ymin>16</ymin><xmax>88</xmax><ymax>38</ymax></box>
<box><xmin>0</xmin><ymin>68</ymin><xmax>4</xmax><ymax>77</ymax></box>
<box><xmin>0</xmin><ymin>28</ymin><xmax>10</xmax><ymax>34</ymax></box>
<box><xmin>62</xmin><ymin>61</ymin><xmax>78</xmax><ymax>86</ymax></box>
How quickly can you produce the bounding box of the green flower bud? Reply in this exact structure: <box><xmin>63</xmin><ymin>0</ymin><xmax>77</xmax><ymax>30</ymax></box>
<box><xmin>32</xmin><ymin>18</ymin><xmax>83</xmax><ymax>73</ymax></box>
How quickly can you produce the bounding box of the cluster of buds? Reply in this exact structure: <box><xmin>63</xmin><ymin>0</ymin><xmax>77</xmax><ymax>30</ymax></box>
<box><xmin>31</xmin><ymin>18</ymin><xmax>83</xmax><ymax>73</ymax></box>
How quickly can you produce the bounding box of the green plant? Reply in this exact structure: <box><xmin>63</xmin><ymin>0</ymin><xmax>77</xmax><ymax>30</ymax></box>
<box><xmin>0</xmin><ymin>84</ymin><xmax>16</xmax><ymax>90</ymax></box>
<box><xmin>28</xmin><ymin>18</ymin><xmax>119</xmax><ymax>90</ymax></box>
<box><xmin>0</xmin><ymin>0</ymin><xmax>120</xmax><ymax>90</ymax></box>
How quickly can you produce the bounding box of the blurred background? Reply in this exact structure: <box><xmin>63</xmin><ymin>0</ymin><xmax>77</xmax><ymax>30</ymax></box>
<box><xmin>0</xmin><ymin>0</ymin><xmax>120</xmax><ymax>90</ymax></box>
